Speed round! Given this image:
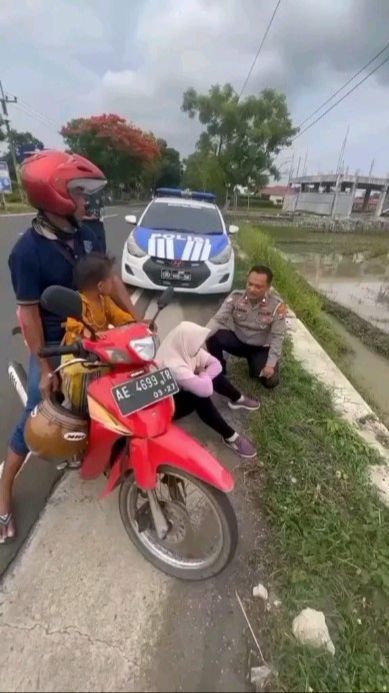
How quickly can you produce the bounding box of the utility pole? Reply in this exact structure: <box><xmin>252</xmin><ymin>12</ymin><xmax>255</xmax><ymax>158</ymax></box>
<box><xmin>295</xmin><ymin>155</ymin><xmax>302</xmax><ymax>178</ymax></box>
<box><xmin>0</xmin><ymin>80</ymin><xmax>22</xmax><ymax>192</ymax></box>
<box><xmin>336</xmin><ymin>125</ymin><xmax>349</xmax><ymax>176</ymax></box>
<box><xmin>302</xmin><ymin>150</ymin><xmax>308</xmax><ymax>176</ymax></box>
<box><xmin>288</xmin><ymin>150</ymin><xmax>294</xmax><ymax>183</ymax></box>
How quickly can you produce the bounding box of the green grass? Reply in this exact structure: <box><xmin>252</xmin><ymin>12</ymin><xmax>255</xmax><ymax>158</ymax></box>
<box><xmin>233</xmin><ymin>227</ymin><xmax>389</xmax><ymax>690</ymax></box>
<box><xmin>262</xmin><ymin>223</ymin><xmax>389</xmax><ymax>255</ymax></box>
<box><xmin>233</xmin><ymin>204</ymin><xmax>282</xmax><ymax>215</ymax></box>
<box><xmin>232</xmin><ymin>353</ymin><xmax>389</xmax><ymax>692</ymax></box>
<box><xmin>236</xmin><ymin>226</ymin><xmax>348</xmax><ymax>361</ymax></box>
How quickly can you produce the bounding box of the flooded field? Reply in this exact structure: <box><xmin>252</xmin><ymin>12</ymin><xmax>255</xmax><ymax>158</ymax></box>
<box><xmin>267</xmin><ymin>226</ymin><xmax>389</xmax><ymax>426</ymax></box>
<box><xmin>280</xmin><ymin>245</ymin><xmax>389</xmax><ymax>334</ymax></box>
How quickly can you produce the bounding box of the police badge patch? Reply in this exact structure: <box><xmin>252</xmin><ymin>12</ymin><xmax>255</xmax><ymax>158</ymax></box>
<box><xmin>83</xmin><ymin>240</ymin><xmax>93</xmax><ymax>254</ymax></box>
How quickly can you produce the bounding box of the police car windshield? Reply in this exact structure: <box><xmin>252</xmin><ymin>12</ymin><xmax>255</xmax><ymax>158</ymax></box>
<box><xmin>142</xmin><ymin>202</ymin><xmax>224</xmax><ymax>235</ymax></box>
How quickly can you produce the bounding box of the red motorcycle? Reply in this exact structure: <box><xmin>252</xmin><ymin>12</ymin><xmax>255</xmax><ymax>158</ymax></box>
<box><xmin>9</xmin><ymin>286</ymin><xmax>238</xmax><ymax>580</ymax></box>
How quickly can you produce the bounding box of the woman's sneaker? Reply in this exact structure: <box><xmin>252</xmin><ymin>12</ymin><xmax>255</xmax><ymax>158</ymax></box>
<box><xmin>223</xmin><ymin>435</ymin><xmax>257</xmax><ymax>459</ymax></box>
<box><xmin>228</xmin><ymin>395</ymin><xmax>260</xmax><ymax>411</ymax></box>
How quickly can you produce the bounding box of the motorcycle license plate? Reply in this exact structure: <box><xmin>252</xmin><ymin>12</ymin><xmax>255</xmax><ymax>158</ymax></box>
<box><xmin>112</xmin><ymin>368</ymin><xmax>179</xmax><ymax>417</ymax></box>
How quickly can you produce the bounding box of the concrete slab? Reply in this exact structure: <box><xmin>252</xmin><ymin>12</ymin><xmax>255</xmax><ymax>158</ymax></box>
<box><xmin>0</xmin><ymin>473</ymin><xmax>170</xmax><ymax>692</ymax></box>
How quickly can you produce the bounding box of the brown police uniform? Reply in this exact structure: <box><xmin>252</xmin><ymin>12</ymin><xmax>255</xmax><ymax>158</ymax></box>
<box><xmin>206</xmin><ymin>289</ymin><xmax>286</xmax><ymax>387</ymax></box>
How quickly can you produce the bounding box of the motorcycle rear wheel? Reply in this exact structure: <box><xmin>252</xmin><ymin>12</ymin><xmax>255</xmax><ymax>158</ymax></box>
<box><xmin>119</xmin><ymin>466</ymin><xmax>238</xmax><ymax>580</ymax></box>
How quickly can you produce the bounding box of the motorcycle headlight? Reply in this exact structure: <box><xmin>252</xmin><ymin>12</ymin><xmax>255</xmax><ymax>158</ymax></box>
<box><xmin>126</xmin><ymin>233</ymin><xmax>146</xmax><ymax>258</ymax></box>
<box><xmin>130</xmin><ymin>336</ymin><xmax>157</xmax><ymax>361</ymax></box>
<box><xmin>209</xmin><ymin>244</ymin><xmax>232</xmax><ymax>265</ymax></box>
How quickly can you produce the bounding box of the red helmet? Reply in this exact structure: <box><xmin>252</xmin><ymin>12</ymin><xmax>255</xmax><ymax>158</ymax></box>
<box><xmin>21</xmin><ymin>150</ymin><xmax>107</xmax><ymax>216</ymax></box>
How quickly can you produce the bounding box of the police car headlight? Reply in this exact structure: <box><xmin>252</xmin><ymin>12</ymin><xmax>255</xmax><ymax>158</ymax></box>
<box><xmin>210</xmin><ymin>245</ymin><xmax>232</xmax><ymax>265</ymax></box>
<box><xmin>126</xmin><ymin>233</ymin><xmax>146</xmax><ymax>258</ymax></box>
<box><xmin>130</xmin><ymin>336</ymin><xmax>157</xmax><ymax>361</ymax></box>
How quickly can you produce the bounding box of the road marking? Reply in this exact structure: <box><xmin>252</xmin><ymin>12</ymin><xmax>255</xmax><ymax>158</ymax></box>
<box><xmin>131</xmin><ymin>289</ymin><xmax>143</xmax><ymax>305</ymax></box>
<box><xmin>0</xmin><ymin>212</ymin><xmax>34</xmax><ymax>218</ymax></box>
<box><xmin>0</xmin><ymin>452</ymin><xmax>31</xmax><ymax>480</ymax></box>
<box><xmin>102</xmin><ymin>213</ymin><xmax>118</xmax><ymax>220</ymax></box>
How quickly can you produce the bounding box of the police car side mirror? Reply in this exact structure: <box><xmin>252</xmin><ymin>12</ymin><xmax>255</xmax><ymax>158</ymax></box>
<box><xmin>41</xmin><ymin>286</ymin><xmax>83</xmax><ymax>321</ymax></box>
<box><xmin>228</xmin><ymin>224</ymin><xmax>239</xmax><ymax>234</ymax></box>
<box><xmin>125</xmin><ymin>214</ymin><xmax>137</xmax><ymax>225</ymax></box>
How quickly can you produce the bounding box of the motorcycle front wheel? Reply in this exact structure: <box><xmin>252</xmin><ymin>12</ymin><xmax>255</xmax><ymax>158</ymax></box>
<box><xmin>119</xmin><ymin>466</ymin><xmax>238</xmax><ymax>580</ymax></box>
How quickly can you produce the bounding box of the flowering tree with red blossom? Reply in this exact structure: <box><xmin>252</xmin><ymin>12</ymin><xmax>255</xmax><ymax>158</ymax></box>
<box><xmin>61</xmin><ymin>114</ymin><xmax>160</xmax><ymax>189</ymax></box>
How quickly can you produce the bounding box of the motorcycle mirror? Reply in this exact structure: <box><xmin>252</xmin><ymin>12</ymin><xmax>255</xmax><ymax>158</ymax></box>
<box><xmin>157</xmin><ymin>286</ymin><xmax>174</xmax><ymax>310</ymax></box>
<box><xmin>41</xmin><ymin>286</ymin><xmax>83</xmax><ymax>321</ymax></box>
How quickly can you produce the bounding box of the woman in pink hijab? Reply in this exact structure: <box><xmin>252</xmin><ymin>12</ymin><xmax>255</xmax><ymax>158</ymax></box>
<box><xmin>157</xmin><ymin>321</ymin><xmax>259</xmax><ymax>459</ymax></box>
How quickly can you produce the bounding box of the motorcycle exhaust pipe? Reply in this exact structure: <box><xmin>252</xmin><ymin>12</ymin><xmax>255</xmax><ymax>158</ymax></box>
<box><xmin>8</xmin><ymin>361</ymin><xmax>28</xmax><ymax>407</ymax></box>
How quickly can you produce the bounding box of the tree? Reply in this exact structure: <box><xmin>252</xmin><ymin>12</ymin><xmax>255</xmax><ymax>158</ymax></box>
<box><xmin>5</xmin><ymin>130</ymin><xmax>44</xmax><ymax>180</ymax></box>
<box><xmin>182</xmin><ymin>83</ymin><xmax>297</xmax><ymax>191</ymax></box>
<box><xmin>139</xmin><ymin>139</ymin><xmax>181</xmax><ymax>195</ymax></box>
<box><xmin>61</xmin><ymin>114</ymin><xmax>160</xmax><ymax>190</ymax></box>
<box><xmin>155</xmin><ymin>143</ymin><xmax>181</xmax><ymax>188</ymax></box>
<box><xmin>183</xmin><ymin>152</ymin><xmax>226</xmax><ymax>203</ymax></box>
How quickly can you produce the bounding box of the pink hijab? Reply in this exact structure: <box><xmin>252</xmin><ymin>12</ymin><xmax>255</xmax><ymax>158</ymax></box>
<box><xmin>156</xmin><ymin>321</ymin><xmax>211</xmax><ymax>383</ymax></box>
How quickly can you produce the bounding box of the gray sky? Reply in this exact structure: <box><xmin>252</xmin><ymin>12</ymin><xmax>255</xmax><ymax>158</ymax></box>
<box><xmin>1</xmin><ymin>0</ymin><xmax>389</xmax><ymax>178</ymax></box>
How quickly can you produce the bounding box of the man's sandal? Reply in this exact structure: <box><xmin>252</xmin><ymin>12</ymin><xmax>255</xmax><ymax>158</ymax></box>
<box><xmin>0</xmin><ymin>513</ymin><xmax>15</xmax><ymax>543</ymax></box>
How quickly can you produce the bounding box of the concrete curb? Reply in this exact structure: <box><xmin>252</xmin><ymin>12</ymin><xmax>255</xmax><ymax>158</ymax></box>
<box><xmin>287</xmin><ymin>313</ymin><xmax>389</xmax><ymax>506</ymax></box>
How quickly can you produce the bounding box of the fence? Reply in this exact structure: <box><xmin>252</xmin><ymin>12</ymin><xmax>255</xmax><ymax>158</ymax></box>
<box><xmin>282</xmin><ymin>191</ymin><xmax>353</xmax><ymax>217</ymax></box>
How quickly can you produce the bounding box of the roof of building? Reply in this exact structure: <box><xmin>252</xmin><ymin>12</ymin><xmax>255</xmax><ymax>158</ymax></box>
<box><xmin>260</xmin><ymin>185</ymin><xmax>290</xmax><ymax>196</ymax></box>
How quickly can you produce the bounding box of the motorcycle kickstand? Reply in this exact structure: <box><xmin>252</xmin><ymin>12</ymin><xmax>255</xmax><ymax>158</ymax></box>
<box><xmin>146</xmin><ymin>490</ymin><xmax>169</xmax><ymax>540</ymax></box>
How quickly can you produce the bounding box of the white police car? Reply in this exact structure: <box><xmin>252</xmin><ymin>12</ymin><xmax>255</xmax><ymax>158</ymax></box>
<box><xmin>121</xmin><ymin>188</ymin><xmax>238</xmax><ymax>294</ymax></box>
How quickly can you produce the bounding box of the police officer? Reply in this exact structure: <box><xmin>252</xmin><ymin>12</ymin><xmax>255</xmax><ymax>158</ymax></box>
<box><xmin>206</xmin><ymin>265</ymin><xmax>286</xmax><ymax>388</ymax></box>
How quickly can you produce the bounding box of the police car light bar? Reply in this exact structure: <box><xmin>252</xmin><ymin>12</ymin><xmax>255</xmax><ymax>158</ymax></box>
<box><xmin>155</xmin><ymin>187</ymin><xmax>216</xmax><ymax>203</ymax></box>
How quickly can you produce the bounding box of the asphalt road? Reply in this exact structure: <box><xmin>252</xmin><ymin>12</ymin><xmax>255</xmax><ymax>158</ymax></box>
<box><xmin>0</xmin><ymin>207</ymin><xmax>261</xmax><ymax>692</ymax></box>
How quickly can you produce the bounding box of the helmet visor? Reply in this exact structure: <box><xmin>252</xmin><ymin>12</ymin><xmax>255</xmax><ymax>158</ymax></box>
<box><xmin>68</xmin><ymin>177</ymin><xmax>107</xmax><ymax>196</ymax></box>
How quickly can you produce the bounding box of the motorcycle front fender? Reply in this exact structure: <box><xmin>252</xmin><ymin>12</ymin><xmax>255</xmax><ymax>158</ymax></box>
<box><xmin>102</xmin><ymin>424</ymin><xmax>234</xmax><ymax>497</ymax></box>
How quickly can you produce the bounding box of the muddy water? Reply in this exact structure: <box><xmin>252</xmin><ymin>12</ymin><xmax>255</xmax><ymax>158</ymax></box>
<box><xmin>329</xmin><ymin>316</ymin><xmax>389</xmax><ymax>428</ymax></box>
<box><xmin>284</xmin><ymin>247</ymin><xmax>389</xmax><ymax>334</ymax></box>
<box><xmin>280</xmin><ymin>243</ymin><xmax>389</xmax><ymax>427</ymax></box>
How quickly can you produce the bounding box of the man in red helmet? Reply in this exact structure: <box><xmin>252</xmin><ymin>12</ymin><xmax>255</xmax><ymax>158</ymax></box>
<box><xmin>0</xmin><ymin>150</ymin><xmax>140</xmax><ymax>542</ymax></box>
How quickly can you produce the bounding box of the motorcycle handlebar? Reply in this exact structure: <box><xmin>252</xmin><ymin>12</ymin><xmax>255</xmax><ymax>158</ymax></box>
<box><xmin>39</xmin><ymin>343</ymin><xmax>82</xmax><ymax>358</ymax></box>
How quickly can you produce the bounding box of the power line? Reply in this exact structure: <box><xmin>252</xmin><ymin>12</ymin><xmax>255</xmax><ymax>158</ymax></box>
<box><xmin>18</xmin><ymin>98</ymin><xmax>59</xmax><ymax>129</ymax></box>
<box><xmin>292</xmin><ymin>51</ymin><xmax>389</xmax><ymax>141</ymax></box>
<box><xmin>297</xmin><ymin>41</ymin><xmax>389</xmax><ymax>130</ymax></box>
<box><xmin>238</xmin><ymin>0</ymin><xmax>282</xmax><ymax>99</ymax></box>
<box><xmin>14</xmin><ymin>102</ymin><xmax>59</xmax><ymax>134</ymax></box>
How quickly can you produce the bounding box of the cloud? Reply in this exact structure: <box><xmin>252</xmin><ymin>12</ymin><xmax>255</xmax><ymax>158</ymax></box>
<box><xmin>1</xmin><ymin>0</ymin><xmax>389</xmax><ymax>175</ymax></box>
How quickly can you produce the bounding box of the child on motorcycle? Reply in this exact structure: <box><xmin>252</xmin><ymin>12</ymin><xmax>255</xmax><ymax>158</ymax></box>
<box><xmin>62</xmin><ymin>253</ymin><xmax>135</xmax><ymax>413</ymax></box>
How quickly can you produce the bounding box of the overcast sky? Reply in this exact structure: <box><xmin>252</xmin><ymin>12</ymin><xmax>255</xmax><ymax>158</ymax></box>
<box><xmin>1</xmin><ymin>0</ymin><xmax>389</xmax><ymax>179</ymax></box>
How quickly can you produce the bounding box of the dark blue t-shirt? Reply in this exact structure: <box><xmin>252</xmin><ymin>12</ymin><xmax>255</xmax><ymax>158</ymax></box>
<box><xmin>82</xmin><ymin>218</ymin><xmax>106</xmax><ymax>254</ymax></box>
<box><xmin>9</xmin><ymin>225</ymin><xmax>103</xmax><ymax>343</ymax></box>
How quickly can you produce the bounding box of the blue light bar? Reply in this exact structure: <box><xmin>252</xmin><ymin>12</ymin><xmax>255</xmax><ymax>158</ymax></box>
<box><xmin>190</xmin><ymin>191</ymin><xmax>216</xmax><ymax>202</ymax></box>
<box><xmin>155</xmin><ymin>187</ymin><xmax>216</xmax><ymax>203</ymax></box>
<box><xmin>155</xmin><ymin>187</ymin><xmax>183</xmax><ymax>197</ymax></box>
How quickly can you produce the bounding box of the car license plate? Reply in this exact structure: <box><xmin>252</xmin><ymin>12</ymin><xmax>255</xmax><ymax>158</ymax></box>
<box><xmin>161</xmin><ymin>269</ymin><xmax>192</xmax><ymax>282</ymax></box>
<box><xmin>112</xmin><ymin>368</ymin><xmax>179</xmax><ymax>417</ymax></box>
